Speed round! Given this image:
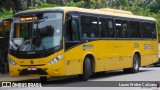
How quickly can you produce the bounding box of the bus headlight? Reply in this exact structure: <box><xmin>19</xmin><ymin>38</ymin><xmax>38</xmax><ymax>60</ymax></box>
<box><xmin>8</xmin><ymin>58</ymin><xmax>17</xmax><ymax>66</ymax></box>
<box><xmin>48</xmin><ymin>54</ymin><xmax>63</xmax><ymax>64</ymax></box>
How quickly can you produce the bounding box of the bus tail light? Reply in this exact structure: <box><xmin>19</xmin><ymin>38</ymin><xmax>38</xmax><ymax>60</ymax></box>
<box><xmin>48</xmin><ymin>54</ymin><xmax>63</xmax><ymax>64</ymax></box>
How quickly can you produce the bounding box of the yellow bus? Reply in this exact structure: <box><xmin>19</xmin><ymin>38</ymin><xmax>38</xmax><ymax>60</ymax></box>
<box><xmin>8</xmin><ymin>7</ymin><xmax>158</xmax><ymax>82</ymax></box>
<box><xmin>0</xmin><ymin>18</ymin><xmax>11</xmax><ymax>73</ymax></box>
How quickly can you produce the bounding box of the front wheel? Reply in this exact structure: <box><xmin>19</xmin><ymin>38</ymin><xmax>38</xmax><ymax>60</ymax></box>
<box><xmin>123</xmin><ymin>54</ymin><xmax>140</xmax><ymax>73</ymax></box>
<box><xmin>79</xmin><ymin>57</ymin><xmax>92</xmax><ymax>81</ymax></box>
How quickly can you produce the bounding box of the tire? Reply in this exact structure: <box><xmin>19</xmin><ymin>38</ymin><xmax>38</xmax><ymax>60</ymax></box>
<box><xmin>79</xmin><ymin>57</ymin><xmax>92</xmax><ymax>81</ymax></box>
<box><xmin>123</xmin><ymin>54</ymin><xmax>140</xmax><ymax>73</ymax></box>
<box><xmin>40</xmin><ymin>76</ymin><xmax>47</xmax><ymax>83</ymax></box>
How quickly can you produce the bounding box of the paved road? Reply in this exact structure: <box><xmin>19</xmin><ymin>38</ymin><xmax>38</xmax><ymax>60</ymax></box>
<box><xmin>1</xmin><ymin>65</ymin><xmax>160</xmax><ymax>90</ymax></box>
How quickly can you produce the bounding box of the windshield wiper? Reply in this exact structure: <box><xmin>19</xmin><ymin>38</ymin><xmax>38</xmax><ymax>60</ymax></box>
<box><xmin>10</xmin><ymin>39</ymin><xmax>18</xmax><ymax>50</ymax></box>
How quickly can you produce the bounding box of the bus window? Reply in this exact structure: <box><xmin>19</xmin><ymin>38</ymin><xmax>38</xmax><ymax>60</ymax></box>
<box><xmin>20</xmin><ymin>23</ymin><xmax>32</xmax><ymax>38</ymax></box>
<box><xmin>146</xmin><ymin>22</ymin><xmax>152</xmax><ymax>38</ymax></box>
<box><xmin>66</xmin><ymin>19</ymin><xmax>80</xmax><ymax>41</ymax></box>
<box><xmin>100</xmin><ymin>18</ymin><xmax>115</xmax><ymax>38</ymax></box>
<box><xmin>115</xmin><ymin>20</ymin><xmax>121</xmax><ymax>38</ymax></box>
<box><xmin>81</xmin><ymin>16</ymin><xmax>99</xmax><ymax>39</ymax></box>
<box><xmin>65</xmin><ymin>15</ymin><xmax>80</xmax><ymax>50</ymax></box>
<box><xmin>152</xmin><ymin>22</ymin><xmax>156</xmax><ymax>39</ymax></box>
<box><xmin>129</xmin><ymin>21</ymin><xmax>141</xmax><ymax>38</ymax></box>
<box><xmin>14</xmin><ymin>23</ymin><xmax>32</xmax><ymax>40</ymax></box>
<box><xmin>12</xmin><ymin>13</ymin><xmax>63</xmax><ymax>51</ymax></box>
<box><xmin>122</xmin><ymin>20</ymin><xmax>128</xmax><ymax>38</ymax></box>
<box><xmin>115</xmin><ymin>19</ymin><xmax>128</xmax><ymax>38</ymax></box>
<box><xmin>72</xmin><ymin>20</ymin><xmax>79</xmax><ymax>41</ymax></box>
<box><xmin>141</xmin><ymin>22</ymin><xmax>151</xmax><ymax>39</ymax></box>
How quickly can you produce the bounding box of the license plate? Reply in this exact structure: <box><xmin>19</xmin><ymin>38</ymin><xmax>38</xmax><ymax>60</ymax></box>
<box><xmin>28</xmin><ymin>67</ymin><xmax>37</xmax><ymax>71</ymax></box>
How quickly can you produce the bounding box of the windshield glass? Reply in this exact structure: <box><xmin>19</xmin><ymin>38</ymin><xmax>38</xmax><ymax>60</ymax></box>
<box><xmin>10</xmin><ymin>12</ymin><xmax>63</xmax><ymax>51</ymax></box>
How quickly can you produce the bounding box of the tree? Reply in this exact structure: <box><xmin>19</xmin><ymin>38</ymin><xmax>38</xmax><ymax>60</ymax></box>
<box><xmin>84</xmin><ymin>0</ymin><xmax>90</xmax><ymax>8</ymax></box>
<box><xmin>112</xmin><ymin>0</ymin><xmax>129</xmax><ymax>9</ymax></box>
<box><xmin>150</xmin><ymin>0</ymin><xmax>160</xmax><ymax>13</ymax></box>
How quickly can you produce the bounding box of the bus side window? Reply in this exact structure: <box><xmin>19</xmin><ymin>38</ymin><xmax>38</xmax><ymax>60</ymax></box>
<box><xmin>81</xmin><ymin>16</ymin><xmax>98</xmax><ymax>39</ymax></box>
<box><xmin>71</xmin><ymin>20</ymin><xmax>80</xmax><ymax>41</ymax></box>
<box><xmin>115</xmin><ymin>19</ymin><xmax>128</xmax><ymax>38</ymax></box>
<box><xmin>129</xmin><ymin>21</ymin><xmax>141</xmax><ymax>38</ymax></box>
<box><xmin>122</xmin><ymin>20</ymin><xmax>128</xmax><ymax>38</ymax></box>
<box><xmin>100</xmin><ymin>18</ymin><xmax>115</xmax><ymax>38</ymax></box>
<box><xmin>152</xmin><ymin>22</ymin><xmax>156</xmax><ymax>39</ymax></box>
<box><xmin>66</xmin><ymin>19</ymin><xmax>80</xmax><ymax>41</ymax></box>
<box><xmin>141</xmin><ymin>22</ymin><xmax>151</xmax><ymax>39</ymax></box>
<box><xmin>115</xmin><ymin>19</ymin><xmax>122</xmax><ymax>38</ymax></box>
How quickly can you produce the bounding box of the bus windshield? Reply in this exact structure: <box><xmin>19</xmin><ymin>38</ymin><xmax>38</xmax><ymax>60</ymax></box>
<box><xmin>10</xmin><ymin>12</ymin><xmax>63</xmax><ymax>51</ymax></box>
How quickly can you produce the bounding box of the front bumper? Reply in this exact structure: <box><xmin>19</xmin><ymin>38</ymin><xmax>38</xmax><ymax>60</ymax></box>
<box><xmin>9</xmin><ymin>60</ymin><xmax>65</xmax><ymax>77</ymax></box>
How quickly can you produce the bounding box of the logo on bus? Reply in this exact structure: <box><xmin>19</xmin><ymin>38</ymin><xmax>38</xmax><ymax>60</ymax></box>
<box><xmin>144</xmin><ymin>44</ymin><xmax>153</xmax><ymax>50</ymax></box>
<box><xmin>83</xmin><ymin>44</ymin><xmax>93</xmax><ymax>50</ymax></box>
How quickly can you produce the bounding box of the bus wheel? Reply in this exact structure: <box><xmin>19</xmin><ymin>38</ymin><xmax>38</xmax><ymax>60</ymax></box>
<box><xmin>123</xmin><ymin>54</ymin><xmax>140</xmax><ymax>73</ymax></box>
<box><xmin>79</xmin><ymin>57</ymin><xmax>92</xmax><ymax>81</ymax></box>
<box><xmin>40</xmin><ymin>76</ymin><xmax>47</xmax><ymax>83</ymax></box>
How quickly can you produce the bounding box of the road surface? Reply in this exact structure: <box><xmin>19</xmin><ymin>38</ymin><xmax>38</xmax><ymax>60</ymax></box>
<box><xmin>1</xmin><ymin>65</ymin><xmax>160</xmax><ymax>90</ymax></box>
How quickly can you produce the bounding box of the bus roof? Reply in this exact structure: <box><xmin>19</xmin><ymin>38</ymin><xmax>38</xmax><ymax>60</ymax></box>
<box><xmin>15</xmin><ymin>7</ymin><xmax>156</xmax><ymax>21</ymax></box>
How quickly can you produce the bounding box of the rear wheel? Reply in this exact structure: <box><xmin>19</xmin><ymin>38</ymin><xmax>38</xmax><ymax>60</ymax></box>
<box><xmin>123</xmin><ymin>54</ymin><xmax>140</xmax><ymax>73</ymax></box>
<box><xmin>79</xmin><ymin>57</ymin><xmax>92</xmax><ymax>81</ymax></box>
<box><xmin>40</xmin><ymin>76</ymin><xmax>47</xmax><ymax>83</ymax></box>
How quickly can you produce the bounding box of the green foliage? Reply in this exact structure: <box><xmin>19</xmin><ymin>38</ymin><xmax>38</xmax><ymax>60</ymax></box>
<box><xmin>0</xmin><ymin>8</ymin><xmax>13</xmax><ymax>20</ymax></box>
<box><xmin>112</xmin><ymin>0</ymin><xmax>129</xmax><ymax>9</ymax></box>
<box><xmin>65</xmin><ymin>1</ymin><xmax>85</xmax><ymax>7</ymax></box>
<box><xmin>29</xmin><ymin>1</ymin><xmax>56</xmax><ymax>9</ymax></box>
<box><xmin>150</xmin><ymin>0</ymin><xmax>160</xmax><ymax>13</ymax></box>
<box><xmin>90</xmin><ymin>0</ymin><xmax>105</xmax><ymax>9</ymax></box>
